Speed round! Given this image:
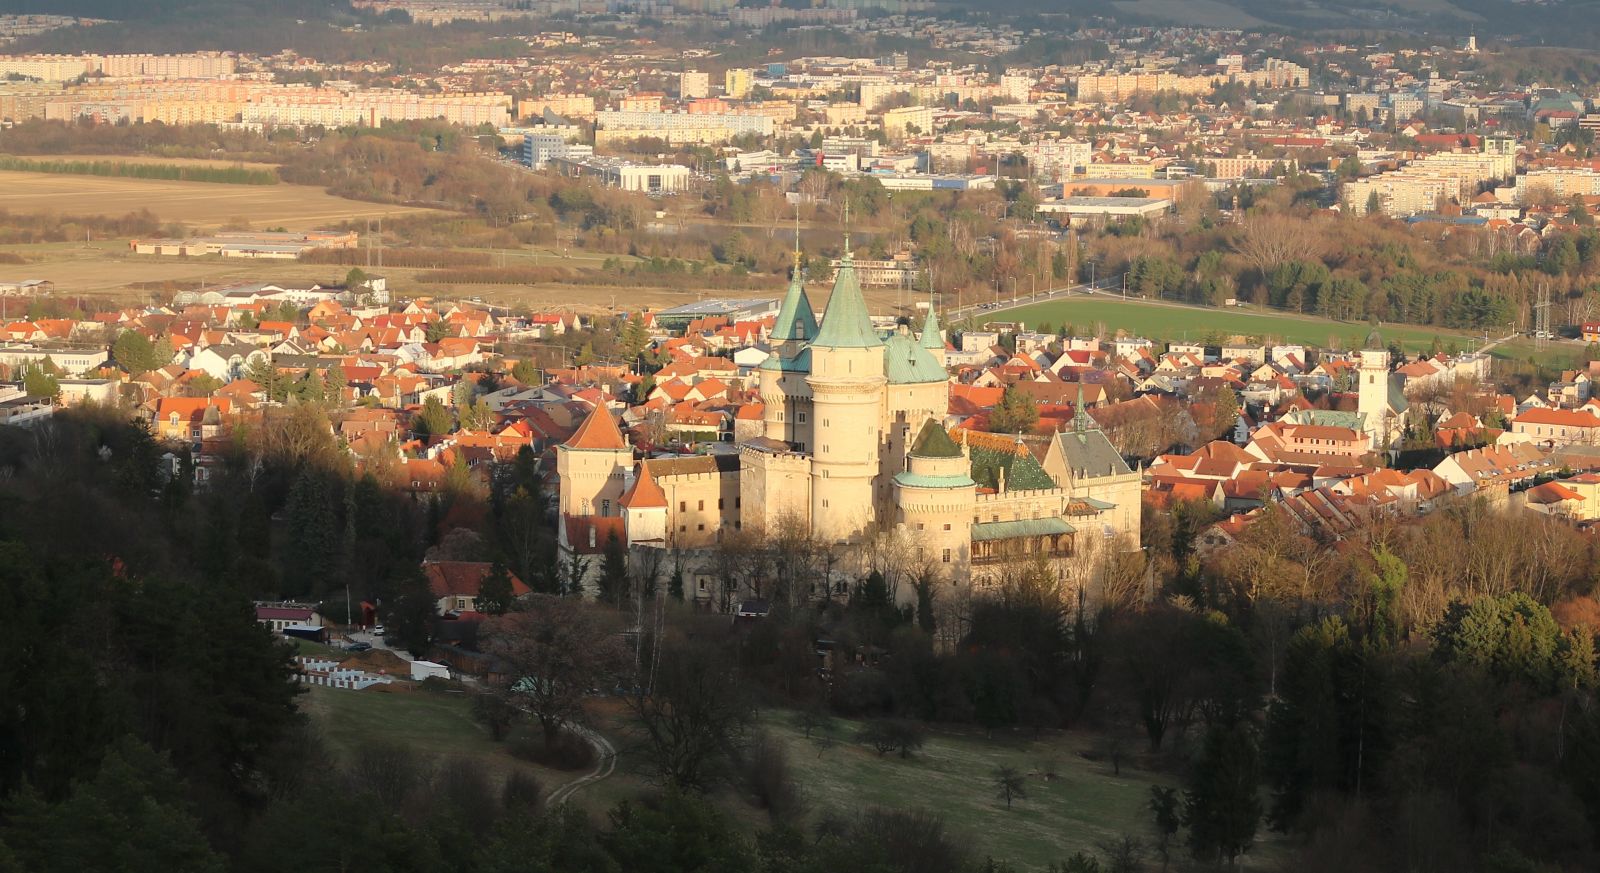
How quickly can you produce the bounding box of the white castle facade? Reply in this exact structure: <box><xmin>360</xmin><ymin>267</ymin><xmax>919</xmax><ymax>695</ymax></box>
<box><xmin>556</xmin><ymin>248</ymin><xmax>1142</xmax><ymax>607</ymax></box>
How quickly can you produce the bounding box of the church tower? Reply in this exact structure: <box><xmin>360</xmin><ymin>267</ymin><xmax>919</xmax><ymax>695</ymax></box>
<box><xmin>557</xmin><ymin>404</ymin><xmax>632</xmax><ymax>519</ymax></box>
<box><xmin>807</xmin><ymin>242</ymin><xmax>886</xmax><ymax>543</ymax></box>
<box><xmin>1357</xmin><ymin>328</ymin><xmax>1391</xmax><ymax>448</ymax></box>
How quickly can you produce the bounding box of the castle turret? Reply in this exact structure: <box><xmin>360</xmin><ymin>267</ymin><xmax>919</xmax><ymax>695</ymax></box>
<box><xmin>758</xmin><ymin>254</ymin><xmax>818</xmax><ymax>447</ymax></box>
<box><xmin>894</xmin><ymin>419</ymin><xmax>975</xmax><ymax>579</ymax></box>
<box><xmin>919</xmin><ymin>299</ymin><xmax>946</xmax><ymax>369</ymax></box>
<box><xmin>807</xmin><ymin>245</ymin><xmax>886</xmax><ymax>542</ymax></box>
<box><xmin>556</xmin><ymin>404</ymin><xmax>632</xmax><ymax>518</ymax></box>
<box><xmin>619</xmin><ymin>461</ymin><xmax>667</xmax><ymax>546</ymax></box>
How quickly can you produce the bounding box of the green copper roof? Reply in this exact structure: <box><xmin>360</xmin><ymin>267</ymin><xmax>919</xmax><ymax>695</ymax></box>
<box><xmin>772</xmin><ymin>272</ymin><xmax>818</xmax><ymax>343</ymax></box>
<box><xmin>758</xmin><ymin>346</ymin><xmax>812</xmax><ymax>373</ymax></box>
<box><xmin>894</xmin><ymin>471</ymin><xmax>975</xmax><ymax>489</ymax></box>
<box><xmin>884</xmin><ymin>330</ymin><xmax>948</xmax><ymax>384</ymax></box>
<box><xmin>910</xmin><ymin>419</ymin><xmax>962</xmax><ymax>458</ymax></box>
<box><xmin>970</xmin><ymin>444</ymin><xmax>1057</xmax><ymax>491</ymax></box>
<box><xmin>811</xmin><ymin>254</ymin><xmax>882</xmax><ymax>349</ymax></box>
<box><xmin>920</xmin><ymin>304</ymin><xmax>943</xmax><ymax>351</ymax></box>
<box><xmin>971</xmin><ymin>517</ymin><xmax>1075</xmax><ymax>542</ymax></box>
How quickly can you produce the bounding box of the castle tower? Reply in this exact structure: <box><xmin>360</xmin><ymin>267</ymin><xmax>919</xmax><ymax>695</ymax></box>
<box><xmin>556</xmin><ymin>404</ymin><xmax>633</xmax><ymax>518</ymax></box>
<box><xmin>1357</xmin><ymin>328</ymin><xmax>1392</xmax><ymax>448</ymax></box>
<box><xmin>807</xmin><ymin>244</ymin><xmax>886</xmax><ymax>542</ymax></box>
<box><xmin>618</xmin><ymin>461</ymin><xmax>668</xmax><ymax>546</ymax></box>
<box><xmin>894</xmin><ymin>419</ymin><xmax>975</xmax><ymax>580</ymax></box>
<box><xmin>758</xmin><ymin>249</ymin><xmax>819</xmax><ymax>448</ymax></box>
<box><xmin>879</xmin><ymin>315</ymin><xmax>951</xmax><ymax>520</ymax></box>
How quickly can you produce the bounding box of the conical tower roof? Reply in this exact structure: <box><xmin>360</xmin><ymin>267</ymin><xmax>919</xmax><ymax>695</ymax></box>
<box><xmin>772</xmin><ymin>265</ymin><xmax>818</xmax><ymax>343</ymax></box>
<box><xmin>920</xmin><ymin>302</ymin><xmax>943</xmax><ymax>351</ymax></box>
<box><xmin>910</xmin><ymin>419</ymin><xmax>962</xmax><ymax>458</ymax></box>
<box><xmin>619</xmin><ymin>461</ymin><xmax>667</xmax><ymax>509</ymax></box>
<box><xmin>811</xmin><ymin>249</ymin><xmax>882</xmax><ymax>349</ymax></box>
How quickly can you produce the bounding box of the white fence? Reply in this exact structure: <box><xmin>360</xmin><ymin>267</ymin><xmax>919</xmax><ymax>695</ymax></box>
<box><xmin>294</xmin><ymin>656</ymin><xmax>393</xmax><ymax>691</ymax></box>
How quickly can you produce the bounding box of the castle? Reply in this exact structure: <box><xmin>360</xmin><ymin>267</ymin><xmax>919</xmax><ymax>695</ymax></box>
<box><xmin>555</xmin><ymin>245</ymin><xmax>1142</xmax><ymax>607</ymax></box>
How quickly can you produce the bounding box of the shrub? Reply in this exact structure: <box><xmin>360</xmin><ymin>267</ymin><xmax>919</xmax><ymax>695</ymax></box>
<box><xmin>508</xmin><ymin>728</ymin><xmax>596</xmax><ymax>771</ymax></box>
<box><xmin>741</xmin><ymin>732</ymin><xmax>804</xmax><ymax>821</ymax></box>
<box><xmin>502</xmin><ymin>769</ymin><xmax>544</xmax><ymax>813</ymax></box>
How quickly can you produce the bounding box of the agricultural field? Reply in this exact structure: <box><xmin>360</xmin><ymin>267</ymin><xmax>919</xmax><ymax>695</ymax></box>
<box><xmin>987</xmin><ymin>295</ymin><xmax>1482</xmax><ymax>354</ymax></box>
<box><xmin>0</xmin><ymin>169</ymin><xmax>439</xmax><ymax>231</ymax></box>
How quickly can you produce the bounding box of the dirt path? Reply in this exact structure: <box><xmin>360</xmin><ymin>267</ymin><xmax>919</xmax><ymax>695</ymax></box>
<box><xmin>545</xmin><ymin>725</ymin><xmax>618</xmax><ymax>807</ymax></box>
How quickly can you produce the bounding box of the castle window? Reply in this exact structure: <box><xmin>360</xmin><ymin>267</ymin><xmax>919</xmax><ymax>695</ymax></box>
<box><xmin>942</xmin><ymin>549</ymin><xmax>951</xmax><ymax>563</ymax></box>
<box><xmin>822</xmin><ymin>499</ymin><xmax>830</xmax><ymax>508</ymax></box>
<box><xmin>680</xmin><ymin>525</ymin><xmax>687</xmax><ymax>533</ymax></box>
<box><xmin>735</xmin><ymin>497</ymin><xmax>741</xmax><ymax>508</ymax></box>
<box><xmin>718</xmin><ymin>498</ymin><xmax>724</xmax><ymax>510</ymax></box>
<box><xmin>698</xmin><ymin>500</ymin><xmax>704</xmax><ymax>511</ymax></box>
<box><xmin>778</xmin><ymin>411</ymin><xmax>784</xmax><ymax>421</ymax></box>
<box><xmin>798</xmin><ymin>412</ymin><xmax>806</xmax><ymax>423</ymax></box>
<box><xmin>602</xmin><ymin>499</ymin><xmax>611</xmax><ymax>516</ymax></box>
<box><xmin>680</xmin><ymin>501</ymin><xmax>687</xmax><ymax>512</ymax></box>
<box><xmin>944</xmin><ymin>523</ymin><xmax>951</xmax><ymax>531</ymax></box>
<box><xmin>916</xmin><ymin>522</ymin><xmax>925</xmax><ymax>531</ymax></box>
<box><xmin>697</xmin><ymin>523</ymin><xmax>704</xmax><ymax>531</ymax></box>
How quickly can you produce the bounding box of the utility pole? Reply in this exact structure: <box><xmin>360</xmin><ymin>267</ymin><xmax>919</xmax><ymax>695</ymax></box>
<box><xmin>1535</xmin><ymin>283</ymin><xmax>1553</xmax><ymax>352</ymax></box>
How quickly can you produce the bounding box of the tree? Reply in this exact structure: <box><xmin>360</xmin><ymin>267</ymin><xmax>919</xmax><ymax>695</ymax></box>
<box><xmin>988</xmin><ymin>384</ymin><xmax>1039</xmax><ymax>434</ymax></box>
<box><xmin>112</xmin><ymin>330</ymin><xmax>167</xmax><ymax>375</ymax></box>
<box><xmin>478</xmin><ymin>559</ymin><xmax>515</xmax><ymax>616</ymax></box>
<box><xmin>281</xmin><ymin>470</ymin><xmax>340</xmax><ymax>598</ymax></box>
<box><xmin>857</xmin><ymin>719</ymin><xmax>925</xmax><ymax>759</ymax></box>
<box><xmin>21</xmin><ymin>364</ymin><xmax>59</xmax><ymax>399</ymax></box>
<box><xmin>598</xmin><ymin>530</ymin><xmax>629</xmax><ymax>607</ymax></box>
<box><xmin>1184</xmin><ymin>724</ymin><xmax>1261</xmax><ymax>867</ymax></box>
<box><xmin>1208</xmin><ymin>385</ymin><xmax>1239</xmax><ymax>441</ymax></box>
<box><xmin>511</xmin><ymin>358</ymin><xmax>540</xmax><ymax>385</ymax></box>
<box><xmin>482</xmin><ymin>595</ymin><xmax>627</xmax><ymax>745</ymax></box>
<box><xmin>618</xmin><ymin>314</ymin><xmax>652</xmax><ymax>362</ymax></box>
<box><xmin>0</xmin><ymin>739</ymin><xmax>225</xmax><ymax>873</ymax></box>
<box><xmin>629</xmin><ymin>640</ymin><xmax>754</xmax><ymax>791</ymax></box>
<box><xmin>993</xmin><ymin>765</ymin><xmax>1028</xmax><ymax>809</ymax></box>
<box><xmin>1148</xmin><ymin>786</ymin><xmax>1181</xmax><ymax>871</ymax></box>
<box><xmin>345</xmin><ymin>266</ymin><xmax>369</xmax><ymax>288</ymax></box>
<box><xmin>387</xmin><ymin>566</ymin><xmax>437</xmax><ymax>657</ymax></box>
<box><xmin>414</xmin><ymin>396</ymin><xmax>453</xmax><ymax>438</ymax></box>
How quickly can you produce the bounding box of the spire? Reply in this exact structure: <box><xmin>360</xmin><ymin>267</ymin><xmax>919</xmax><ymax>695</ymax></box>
<box><xmin>772</xmin><ymin>241</ymin><xmax>818</xmax><ymax>344</ymax></box>
<box><xmin>811</xmin><ymin>223</ymin><xmax>881</xmax><ymax>350</ymax></box>
<box><xmin>920</xmin><ymin>289</ymin><xmax>942</xmax><ymax>351</ymax></box>
<box><xmin>1072</xmin><ymin>382</ymin><xmax>1096</xmax><ymax>437</ymax></box>
<box><xmin>841</xmin><ymin>198</ymin><xmax>851</xmax><ymax>258</ymax></box>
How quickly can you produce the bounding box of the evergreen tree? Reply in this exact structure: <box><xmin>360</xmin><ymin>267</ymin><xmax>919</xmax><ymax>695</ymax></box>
<box><xmin>668</xmin><ymin>556</ymin><xmax>685</xmax><ymax>602</ymax></box>
<box><xmin>479</xmin><ymin>560</ymin><xmax>515</xmax><ymax>616</ymax></box>
<box><xmin>619</xmin><ymin>314</ymin><xmax>652</xmax><ymax>362</ymax></box>
<box><xmin>244</xmin><ymin>355</ymin><xmax>284</xmax><ymax>402</ymax></box>
<box><xmin>0</xmin><ymin>740</ymin><xmax>225</xmax><ymax>873</ymax></box>
<box><xmin>511</xmin><ymin>358</ymin><xmax>540</xmax><ymax>385</ymax></box>
<box><xmin>414</xmin><ymin>396</ymin><xmax>454</xmax><ymax>438</ymax></box>
<box><xmin>1183</xmin><ymin>724</ymin><xmax>1261</xmax><ymax>866</ymax></box>
<box><xmin>988</xmin><ymin>384</ymin><xmax>1038</xmax><ymax>434</ymax></box>
<box><xmin>1365</xmin><ymin>190</ymin><xmax>1382</xmax><ymax>217</ymax></box>
<box><xmin>575</xmin><ymin>341</ymin><xmax>597</xmax><ymax>366</ymax></box>
<box><xmin>599</xmin><ymin>530</ymin><xmax>629</xmax><ymax>607</ymax></box>
<box><xmin>112</xmin><ymin>330</ymin><xmax>167</xmax><ymax>375</ymax></box>
<box><xmin>387</xmin><ymin>566</ymin><xmax>437</xmax><ymax>657</ymax></box>
<box><xmin>282</xmin><ymin>470</ymin><xmax>339</xmax><ymax>599</ymax></box>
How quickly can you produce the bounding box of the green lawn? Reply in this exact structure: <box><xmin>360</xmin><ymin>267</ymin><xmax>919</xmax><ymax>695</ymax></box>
<box><xmin>301</xmin><ymin>689</ymin><xmax>1285</xmax><ymax>871</ymax></box>
<box><xmin>299</xmin><ymin>685</ymin><xmax>571</xmax><ymax>789</ymax></box>
<box><xmin>770</xmin><ymin>714</ymin><xmax>1188</xmax><ymax>870</ymax></box>
<box><xmin>1489</xmin><ymin>336</ymin><xmax>1586</xmax><ymax>368</ymax></box>
<box><xmin>982</xmin><ymin>297</ymin><xmax>1477</xmax><ymax>353</ymax></box>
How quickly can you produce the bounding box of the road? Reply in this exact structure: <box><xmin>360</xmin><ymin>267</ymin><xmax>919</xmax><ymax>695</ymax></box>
<box><xmin>545</xmin><ymin>724</ymin><xmax>618</xmax><ymax>807</ymax></box>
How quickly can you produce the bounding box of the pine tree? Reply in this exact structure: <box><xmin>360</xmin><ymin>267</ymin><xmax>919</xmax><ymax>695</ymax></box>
<box><xmin>282</xmin><ymin>471</ymin><xmax>339</xmax><ymax>599</ymax></box>
<box><xmin>479</xmin><ymin>559</ymin><xmax>515</xmax><ymax>616</ymax></box>
<box><xmin>112</xmin><ymin>330</ymin><xmax>166</xmax><ymax>375</ymax></box>
<box><xmin>599</xmin><ymin>530</ymin><xmax>629</xmax><ymax>607</ymax></box>
<box><xmin>988</xmin><ymin>384</ymin><xmax>1039</xmax><ymax>434</ymax></box>
<box><xmin>414</xmin><ymin>396</ymin><xmax>453</xmax><ymax>438</ymax></box>
<box><xmin>1183</xmin><ymin>724</ymin><xmax>1261</xmax><ymax>866</ymax></box>
<box><xmin>619</xmin><ymin>314</ymin><xmax>652</xmax><ymax>361</ymax></box>
<box><xmin>325</xmin><ymin>364</ymin><xmax>348</xmax><ymax>402</ymax></box>
<box><xmin>22</xmin><ymin>364</ymin><xmax>59</xmax><ymax>399</ymax></box>
<box><xmin>668</xmin><ymin>556</ymin><xmax>685</xmax><ymax>602</ymax></box>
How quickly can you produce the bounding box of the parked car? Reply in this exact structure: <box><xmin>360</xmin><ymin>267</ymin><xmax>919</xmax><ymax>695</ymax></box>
<box><xmin>372</xmin><ymin>624</ymin><xmax>386</xmax><ymax>636</ymax></box>
<box><xmin>347</xmin><ymin>642</ymin><xmax>373</xmax><ymax>653</ymax></box>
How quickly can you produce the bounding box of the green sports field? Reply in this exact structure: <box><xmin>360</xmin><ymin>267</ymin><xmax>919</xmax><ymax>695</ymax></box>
<box><xmin>978</xmin><ymin>296</ymin><xmax>1480</xmax><ymax>354</ymax></box>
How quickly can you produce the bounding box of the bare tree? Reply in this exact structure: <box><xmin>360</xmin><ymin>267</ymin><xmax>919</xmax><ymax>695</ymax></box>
<box><xmin>628</xmin><ymin>640</ymin><xmax>754</xmax><ymax>791</ymax></box>
<box><xmin>482</xmin><ymin>596</ymin><xmax>628</xmax><ymax>745</ymax></box>
<box><xmin>993</xmin><ymin>765</ymin><xmax>1028</xmax><ymax>809</ymax></box>
<box><xmin>1232</xmin><ymin>214</ymin><xmax>1323</xmax><ymax>278</ymax></box>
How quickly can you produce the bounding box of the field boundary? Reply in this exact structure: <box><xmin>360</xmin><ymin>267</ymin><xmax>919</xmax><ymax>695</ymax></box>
<box><xmin>0</xmin><ymin>156</ymin><xmax>279</xmax><ymax>185</ymax></box>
